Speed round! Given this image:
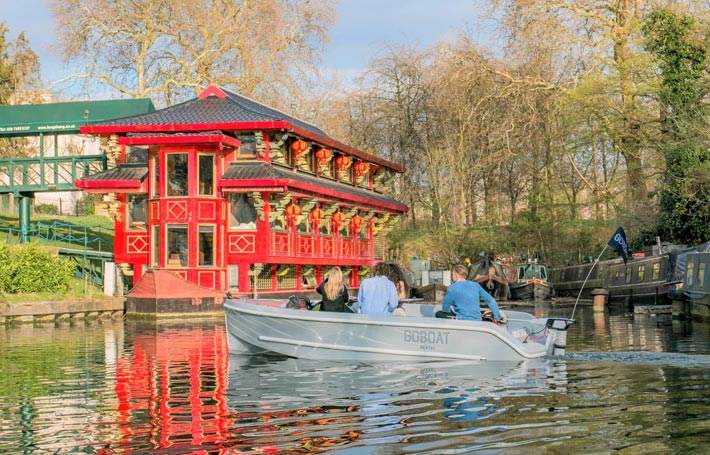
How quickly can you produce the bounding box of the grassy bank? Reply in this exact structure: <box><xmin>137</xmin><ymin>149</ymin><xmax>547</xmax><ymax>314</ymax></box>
<box><xmin>0</xmin><ymin>214</ymin><xmax>114</xmax><ymax>252</ymax></box>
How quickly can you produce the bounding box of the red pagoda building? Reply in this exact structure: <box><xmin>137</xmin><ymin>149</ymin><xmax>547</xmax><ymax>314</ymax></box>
<box><xmin>76</xmin><ymin>85</ymin><xmax>406</xmax><ymax>310</ymax></box>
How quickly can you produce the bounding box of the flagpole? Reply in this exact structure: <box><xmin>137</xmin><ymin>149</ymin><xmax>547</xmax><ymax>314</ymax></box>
<box><xmin>571</xmin><ymin>244</ymin><xmax>609</xmax><ymax>320</ymax></box>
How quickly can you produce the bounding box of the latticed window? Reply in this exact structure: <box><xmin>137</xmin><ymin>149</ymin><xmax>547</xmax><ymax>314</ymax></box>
<box><xmin>127</xmin><ymin>194</ymin><xmax>147</xmax><ymax>230</ymax></box>
<box><xmin>374</xmin><ymin>234</ymin><xmax>385</xmax><ymax>260</ymax></box>
<box><xmin>276</xmin><ymin>265</ymin><xmax>297</xmax><ymax>289</ymax></box>
<box><xmin>256</xmin><ymin>265</ymin><xmax>273</xmax><ymax>290</ymax></box>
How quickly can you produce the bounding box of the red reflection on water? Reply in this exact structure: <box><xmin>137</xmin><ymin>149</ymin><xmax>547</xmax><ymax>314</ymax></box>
<box><xmin>112</xmin><ymin>324</ymin><xmax>362</xmax><ymax>453</ymax></box>
<box><xmin>114</xmin><ymin>325</ymin><xmax>231</xmax><ymax>452</ymax></box>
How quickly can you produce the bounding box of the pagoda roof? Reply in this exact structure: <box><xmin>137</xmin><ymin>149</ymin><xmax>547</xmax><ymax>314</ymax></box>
<box><xmin>80</xmin><ymin>85</ymin><xmax>405</xmax><ymax>173</ymax></box>
<box><xmin>88</xmin><ymin>86</ymin><xmax>327</xmax><ymax>136</ymax></box>
<box><xmin>220</xmin><ymin>162</ymin><xmax>407</xmax><ymax>213</ymax></box>
<box><xmin>74</xmin><ymin>164</ymin><xmax>147</xmax><ymax>191</ymax></box>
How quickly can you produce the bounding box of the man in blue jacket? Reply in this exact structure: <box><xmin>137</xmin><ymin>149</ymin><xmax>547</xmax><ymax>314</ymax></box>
<box><xmin>438</xmin><ymin>264</ymin><xmax>503</xmax><ymax>322</ymax></box>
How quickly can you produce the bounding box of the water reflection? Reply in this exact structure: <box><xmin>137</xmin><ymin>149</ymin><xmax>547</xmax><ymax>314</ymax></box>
<box><xmin>0</xmin><ymin>307</ymin><xmax>708</xmax><ymax>453</ymax></box>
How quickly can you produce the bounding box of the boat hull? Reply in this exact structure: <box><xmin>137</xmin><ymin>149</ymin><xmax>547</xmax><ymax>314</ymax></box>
<box><xmin>225</xmin><ymin>300</ymin><xmax>570</xmax><ymax>362</ymax></box>
<box><xmin>510</xmin><ymin>281</ymin><xmax>553</xmax><ymax>300</ymax></box>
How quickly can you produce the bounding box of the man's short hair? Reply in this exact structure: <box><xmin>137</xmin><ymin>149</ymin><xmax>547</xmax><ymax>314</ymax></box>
<box><xmin>452</xmin><ymin>264</ymin><xmax>469</xmax><ymax>278</ymax></box>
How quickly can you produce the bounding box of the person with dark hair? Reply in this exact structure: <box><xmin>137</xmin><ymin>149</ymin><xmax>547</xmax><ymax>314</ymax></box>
<box><xmin>357</xmin><ymin>262</ymin><xmax>399</xmax><ymax>314</ymax></box>
<box><xmin>437</xmin><ymin>264</ymin><xmax>502</xmax><ymax>322</ymax></box>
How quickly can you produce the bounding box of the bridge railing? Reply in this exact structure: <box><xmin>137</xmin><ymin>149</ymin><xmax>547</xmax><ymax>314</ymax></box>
<box><xmin>0</xmin><ymin>155</ymin><xmax>107</xmax><ymax>193</ymax></box>
<box><xmin>1</xmin><ymin>220</ymin><xmax>111</xmax><ymax>251</ymax></box>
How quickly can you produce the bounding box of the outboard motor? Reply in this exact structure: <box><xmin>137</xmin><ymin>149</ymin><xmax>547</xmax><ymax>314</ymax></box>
<box><xmin>545</xmin><ymin>318</ymin><xmax>575</xmax><ymax>356</ymax></box>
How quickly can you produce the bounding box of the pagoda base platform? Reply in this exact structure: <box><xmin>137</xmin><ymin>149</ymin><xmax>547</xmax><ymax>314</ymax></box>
<box><xmin>126</xmin><ymin>270</ymin><xmax>225</xmax><ymax>318</ymax></box>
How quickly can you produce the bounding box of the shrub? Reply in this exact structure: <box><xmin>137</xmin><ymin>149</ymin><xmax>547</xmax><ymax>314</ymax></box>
<box><xmin>34</xmin><ymin>203</ymin><xmax>59</xmax><ymax>215</ymax></box>
<box><xmin>0</xmin><ymin>243</ymin><xmax>75</xmax><ymax>294</ymax></box>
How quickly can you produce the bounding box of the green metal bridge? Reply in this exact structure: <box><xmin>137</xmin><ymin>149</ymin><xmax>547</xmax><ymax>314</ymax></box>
<box><xmin>0</xmin><ymin>154</ymin><xmax>107</xmax><ymax>193</ymax></box>
<box><xmin>0</xmin><ymin>98</ymin><xmax>154</xmax><ymax>242</ymax></box>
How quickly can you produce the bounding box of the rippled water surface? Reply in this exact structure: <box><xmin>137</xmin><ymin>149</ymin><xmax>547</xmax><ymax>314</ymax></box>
<box><xmin>1</xmin><ymin>304</ymin><xmax>709</xmax><ymax>453</ymax></box>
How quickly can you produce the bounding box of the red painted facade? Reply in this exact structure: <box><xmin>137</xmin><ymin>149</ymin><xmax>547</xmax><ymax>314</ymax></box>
<box><xmin>77</xmin><ymin>85</ymin><xmax>406</xmax><ymax>296</ymax></box>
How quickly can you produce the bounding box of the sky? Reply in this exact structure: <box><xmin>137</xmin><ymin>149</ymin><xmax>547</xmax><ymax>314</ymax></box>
<box><xmin>1</xmin><ymin>0</ymin><xmax>495</xmax><ymax>99</ymax></box>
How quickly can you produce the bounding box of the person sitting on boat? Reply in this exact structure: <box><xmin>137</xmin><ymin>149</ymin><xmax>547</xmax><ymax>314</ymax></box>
<box><xmin>357</xmin><ymin>262</ymin><xmax>399</xmax><ymax>315</ymax></box>
<box><xmin>437</xmin><ymin>264</ymin><xmax>503</xmax><ymax>322</ymax></box>
<box><xmin>316</xmin><ymin>266</ymin><xmax>351</xmax><ymax>312</ymax></box>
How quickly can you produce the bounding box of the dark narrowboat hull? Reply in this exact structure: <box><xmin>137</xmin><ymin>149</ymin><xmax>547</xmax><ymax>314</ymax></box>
<box><xmin>510</xmin><ymin>281</ymin><xmax>553</xmax><ymax>300</ymax></box>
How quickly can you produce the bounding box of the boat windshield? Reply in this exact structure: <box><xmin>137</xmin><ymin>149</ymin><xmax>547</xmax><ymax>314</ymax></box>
<box><xmin>519</xmin><ymin>264</ymin><xmax>547</xmax><ymax>280</ymax></box>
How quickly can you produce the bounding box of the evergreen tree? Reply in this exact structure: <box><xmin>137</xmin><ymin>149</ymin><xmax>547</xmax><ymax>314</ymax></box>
<box><xmin>642</xmin><ymin>9</ymin><xmax>709</xmax><ymax>245</ymax></box>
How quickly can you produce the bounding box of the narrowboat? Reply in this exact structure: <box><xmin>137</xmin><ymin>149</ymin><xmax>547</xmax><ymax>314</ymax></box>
<box><xmin>676</xmin><ymin>252</ymin><xmax>710</xmax><ymax>321</ymax></box>
<box><xmin>549</xmin><ymin>242</ymin><xmax>709</xmax><ymax>306</ymax></box>
<box><xmin>509</xmin><ymin>262</ymin><xmax>553</xmax><ymax>300</ymax></box>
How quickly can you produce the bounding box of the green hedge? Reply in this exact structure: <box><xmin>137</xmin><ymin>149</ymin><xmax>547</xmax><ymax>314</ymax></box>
<box><xmin>0</xmin><ymin>243</ymin><xmax>75</xmax><ymax>294</ymax></box>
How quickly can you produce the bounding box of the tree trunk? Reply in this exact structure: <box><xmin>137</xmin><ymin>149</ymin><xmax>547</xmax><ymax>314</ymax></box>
<box><xmin>614</xmin><ymin>1</ymin><xmax>647</xmax><ymax>205</ymax></box>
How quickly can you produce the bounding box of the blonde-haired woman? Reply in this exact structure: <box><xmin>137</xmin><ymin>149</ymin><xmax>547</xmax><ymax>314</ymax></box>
<box><xmin>317</xmin><ymin>267</ymin><xmax>350</xmax><ymax>312</ymax></box>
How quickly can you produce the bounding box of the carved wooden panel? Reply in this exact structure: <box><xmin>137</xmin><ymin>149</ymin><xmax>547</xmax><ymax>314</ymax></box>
<box><xmin>198</xmin><ymin>270</ymin><xmax>216</xmax><ymax>289</ymax></box>
<box><xmin>126</xmin><ymin>234</ymin><xmax>149</xmax><ymax>254</ymax></box>
<box><xmin>228</xmin><ymin>233</ymin><xmax>255</xmax><ymax>254</ymax></box>
<box><xmin>197</xmin><ymin>200</ymin><xmax>216</xmax><ymax>220</ymax></box>
<box><xmin>359</xmin><ymin>240</ymin><xmax>371</xmax><ymax>257</ymax></box>
<box><xmin>341</xmin><ymin>238</ymin><xmax>352</xmax><ymax>257</ymax></box>
<box><xmin>150</xmin><ymin>201</ymin><xmax>160</xmax><ymax>220</ymax></box>
<box><xmin>297</xmin><ymin>235</ymin><xmax>314</xmax><ymax>256</ymax></box>
<box><xmin>272</xmin><ymin>232</ymin><xmax>291</xmax><ymax>256</ymax></box>
<box><xmin>321</xmin><ymin>236</ymin><xmax>334</xmax><ymax>257</ymax></box>
<box><xmin>166</xmin><ymin>200</ymin><xmax>188</xmax><ymax>220</ymax></box>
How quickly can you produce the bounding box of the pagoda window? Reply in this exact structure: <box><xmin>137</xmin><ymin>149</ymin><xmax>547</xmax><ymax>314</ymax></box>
<box><xmin>198</xmin><ymin>153</ymin><xmax>215</xmax><ymax>196</ymax></box>
<box><xmin>151</xmin><ymin>153</ymin><xmax>159</xmax><ymax>197</ymax></box>
<box><xmin>151</xmin><ymin>225</ymin><xmax>160</xmax><ymax>267</ymax></box>
<box><xmin>166</xmin><ymin>153</ymin><xmax>188</xmax><ymax>196</ymax></box>
<box><xmin>228</xmin><ymin>193</ymin><xmax>257</xmax><ymax>230</ymax></box>
<box><xmin>198</xmin><ymin>225</ymin><xmax>215</xmax><ymax>267</ymax></box>
<box><xmin>126</xmin><ymin>194</ymin><xmax>148</xmax><ymax>231</ymax></box>
<box><xmin>166</xmin><ymin>224</ymin><xmax>188</xmax><ymax>267</ymax></box>
<box><xmin>237</xmin><ymin>134</ymin><xmax>256</xmax><ymax>157</ymax></box>
<box><xmin>319</xmin><ymin>220</ymin><xmax>331</xmax><ymax>236</ymax></box>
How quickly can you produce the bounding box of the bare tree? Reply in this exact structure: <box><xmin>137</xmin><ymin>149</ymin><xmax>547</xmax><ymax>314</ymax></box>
<box><xmin>51</xmin><ymin>0</ymin><xmax>334</xmax><ymax>104</ymax></box>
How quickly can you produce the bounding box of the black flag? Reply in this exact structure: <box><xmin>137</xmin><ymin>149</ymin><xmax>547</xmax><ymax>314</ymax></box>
<box><xmin>608</xmin><ymin>227</ymin><xmax>629</xmax><ymax>263</ymax></box>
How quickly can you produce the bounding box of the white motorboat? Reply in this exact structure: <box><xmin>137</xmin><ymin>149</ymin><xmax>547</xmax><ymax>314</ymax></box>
<box><xmin>224</xmin><ymin>299</ymin><xmax>573</xmax><ymax>362</ymax></box>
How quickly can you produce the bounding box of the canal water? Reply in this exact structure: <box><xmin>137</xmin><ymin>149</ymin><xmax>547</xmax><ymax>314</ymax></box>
<box><xmin>1</xmin><ymin>304</ymin><xmax>709</xmax><ymax>453</ymax></box>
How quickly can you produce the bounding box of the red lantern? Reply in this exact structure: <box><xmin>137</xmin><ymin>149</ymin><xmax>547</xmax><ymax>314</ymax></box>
<box><xmin>309</xmin><ymin>207</ymin><xmax>324</xmax><ymax>221</ymax></box>
<box><xmin>354</xmin><ymin>161</ymin><xmax>369</xmax><ymax>176</ymax></box>
<box><xmin>332</xmin><ymin>212</ymin><xmax>345</xmax><ymax>224</ymax></box>
<box><xmin>290</xmin><ymin>139</ymin><xmax>309</xmax><ymax>161</ymax></box>
<box><xmin>334</xmin><ymin>155</ymin><xmax>351</xmax><ymax>170</ymax></box>
<box><xmin>314</xmin><ymin>147</ymin><xmax>331</xmax><ymax>162</ymax></box>
<box><xmin>351</xmin><ymin>215</ymin><xmax>363</xmax><ymax>229</ymax></box>
<box><xmin>290</xmin><ymin>139</ymin><xmax>307</xmax><ymax>153</ymax></box>
<box><xmin>285</xmin><ymin>203</ymin><xmax>301</xmax><ymax>218</ymax></box>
